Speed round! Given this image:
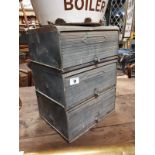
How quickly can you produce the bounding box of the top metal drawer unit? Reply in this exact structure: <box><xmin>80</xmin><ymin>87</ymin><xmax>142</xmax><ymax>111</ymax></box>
<box><xmin>28</xmin><ymin>25</ymin><xmax>119</xmax><ymax>71</ymax></box>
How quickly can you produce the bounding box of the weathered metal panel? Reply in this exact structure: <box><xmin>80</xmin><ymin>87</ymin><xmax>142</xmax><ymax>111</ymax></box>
<box><xmin>67</xmin><ymin>87</ymin><xmax>115</xmax><ymax>142</ymax></box>
<box><xmin>28</xmin><ymin>29</ymin><xmax>62</xmax><ymax>69</ymax></box>
<box><xmin>60</xmin><ymin>31</ymin><xmax>118</xmax><ymax>68</ymax></box>
<box><xmin>30</xmin><ymin>61</ymin><xmax>116</xmax><ymax>109</ymax></box>
<box><xmin>36</xmin><ymin>86</ymin><xmax>116</xmax><ymax>142</ymax></box>
<box><xmin>36</xmin><ymin>92</ymin><xmax>68</xmax><ymax>139</ymax></box>
<box><xmin>28</xmin><ymin>25</ymin><xmax>118</xmax><ymax>142</ymax></box>
<box><xmin>63</xmin><ymin>63</ymin><xmax>117</xmax><ymax>109</ymax></box>
<box><xmin>28</xmin><ymin>25</ymin><xmax>119</xmax><ymax>71</ymax></box>
<box><xmin>30</xmin><ymin>62</ymin><xmax>66</xmax><ymax>107</ymax></box>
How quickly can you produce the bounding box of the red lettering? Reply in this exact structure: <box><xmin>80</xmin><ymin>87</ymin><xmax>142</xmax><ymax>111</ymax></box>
<box><xmin>96</xmin><ymin>0</ymin><xmax>101</xmax><ymax>12</ymax></box>
<box><xmin>85</xmin><ymin>0</ymin><xmax>89</xmax><ymax>10</ymax></box>
<box><xmin>75</xmin><ymin>0</ymin><xmax>84</xmax><ymax>10</ymax></box>
<box><xmin>100</xmin><ymin>1</ymin><xmax>105</xmax><ymax>12</ymax></box>
<box><xmin>64</xmin><ymin>0</ymin><xmax>106</xmax><ymax>12</ymax></box>
<box><xmin>64</xmin><ymin>0</ymin><xmax>73</xmax><ymax>10</ymax></box>
<box><xmin>89</xmin><ymin>0</ymin><xmax>94</xmax><ymax>11</ymax></box>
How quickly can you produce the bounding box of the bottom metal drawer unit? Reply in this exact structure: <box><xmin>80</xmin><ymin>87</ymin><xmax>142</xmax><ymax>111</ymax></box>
<box><xmin>36</xmin><ymin>86</ymin><xmax>116</xmax><ymax>142</ymax></box>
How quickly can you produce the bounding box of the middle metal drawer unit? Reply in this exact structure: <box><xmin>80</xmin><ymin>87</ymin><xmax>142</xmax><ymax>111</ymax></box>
<box><xmin>30</xmin><ymin>60</ymin><xmax>117</xmax><ymax>110</ymax></box>
<box><xmin>28</xmin><ymin>25</ymin><xmax>118</xmax><ymax>142</ymax></box>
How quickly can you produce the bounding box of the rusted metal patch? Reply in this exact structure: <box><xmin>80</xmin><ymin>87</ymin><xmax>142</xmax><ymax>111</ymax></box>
<box><xmin>55</xmin><ymin>18</ymin><xmax>66</xmax><ymax>25</ymax></box>
<box><xmin>84</xmin><ymin>17</ymin><xmax>92</xmax><ymax>24</ymax></box>
<box><xmin>53</xmin><ymin>17</ymin><xmax>103</xmax><ymax>26</ymax></box>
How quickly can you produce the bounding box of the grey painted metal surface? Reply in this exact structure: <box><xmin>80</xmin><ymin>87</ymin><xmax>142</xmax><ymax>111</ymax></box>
<box><xmin>28</xmin><ymin>25</ymin><xmax>119</xmax><ymax>142</ymax></box>
<box><xmin>30</xmin><ymin>60</ymin><xmax>117</xmax><ymax>110</ymax></box>
<box><xmin>28</xmin><ymin>25</ymin><xmax>119</xmax><ymax>71</ymax></box>
<box><xmin>36</xmin><ymin>86</ymin><xmax>116</xmax><ymax>142</ymax></box>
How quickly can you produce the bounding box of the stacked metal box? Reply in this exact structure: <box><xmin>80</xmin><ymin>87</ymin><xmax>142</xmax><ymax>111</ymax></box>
<box><xmin>28</xmin><ymin>25</ymin><xmax>119</xmax><ymax>142</ymax></box>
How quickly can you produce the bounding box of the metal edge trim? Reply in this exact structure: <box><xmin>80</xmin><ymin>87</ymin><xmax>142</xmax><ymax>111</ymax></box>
<box><xmin>63</xmin><ymin>59</ymin><xmax>118</xmax><ymax>77</ymax></box>
<box><xmin>36</xmin><ymin>89</ymin><xmax>65</xmax><ymax>109</ymax></box>
<box><xmin>67</xmin><ymin>85</ymin><xmax>116</xmax><ymax>112</ymax></box>
<box><xmin>30</xmin><ymin>56</ymin><xmax>117</xmax><ymax>74</ymax></box>
<box><xmin>36</xmin><ymin>85</ymin><xmax>116</xmax><ymax>112</ymax></box>
<box><xmin>57</xmin><ymin>26</ymin><xmax>119</xmax><ymax>32</ymax></box>
<box><xmin>63</xmin><ymin>58</ymin><xmax>117</xmax><ymax>74</ymax></box>
<box><xmin>30</xmin><ymin>60</ymin><xmax>62</xmax><ymax>71</ymax></box>
<box><xmin>40</xmin><ymin>115</ymin><xmax>69</xmax><ymax>141</ymax></box>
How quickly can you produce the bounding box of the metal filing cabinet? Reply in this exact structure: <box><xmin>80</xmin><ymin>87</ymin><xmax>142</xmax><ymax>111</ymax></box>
<box><xmin>28</xmin><ymin>25</ymin><xmax>119</xmax><ymax>142</ymax></box>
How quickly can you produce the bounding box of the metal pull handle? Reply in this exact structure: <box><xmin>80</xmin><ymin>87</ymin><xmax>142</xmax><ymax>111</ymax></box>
<box><xmin>94</xmin><ymin>88</ymin><xmax>100</xmax><ymax>98</ymax></box>
<box><xmin>94</xmin><ymin>57</ymin><xmax>100</xmax><ymax>64</ymax></box>
<box><xmin>95</xmin><ymin>112</ymin><xmax>101</xmax><ymax>123</ymax></box>
<box><xmin>95</xmin><ymin>118</ymin><xmax>99</xmax><ymax>123</ymax></box>
<box><xmin>82</xmin><ymin>38</ymin><xmax>88</xmax><ymax>44</ymax></box>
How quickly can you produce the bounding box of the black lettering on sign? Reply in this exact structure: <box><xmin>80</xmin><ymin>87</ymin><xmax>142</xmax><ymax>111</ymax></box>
<box><xmin>100</xmin><ymin>1</ymin><xmax>105</xmax><ymax>12</ymax></box>
<box><xmin>75</xmin><ymin>0</ymin><xmax>84</xmax><ymax>10</ymax></box>
<box><xmin>96</xmin><ymin>0</ymin><xmax>101</xmax><ymax>11</ymax></box>
<box><xmin>64</xmin><ymin>0</ymin><xmax>73</xmax><ymax>10</ymax></box>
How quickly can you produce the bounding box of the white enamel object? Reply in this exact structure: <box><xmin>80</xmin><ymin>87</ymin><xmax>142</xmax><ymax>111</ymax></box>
<box><xmin>30</xmin><ymin>0</ymin><xmax>109</xmax><ymax>25</ymax></box>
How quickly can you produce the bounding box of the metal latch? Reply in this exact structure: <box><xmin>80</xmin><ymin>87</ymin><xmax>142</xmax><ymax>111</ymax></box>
<box><xmin>95</xmin><ymin>112</ymin><xmax>101</xmax><ymax>123</ymax></box>
<box><xmin>82</xmin><ymin>37</ymin><xmax>88</xmax><ymax>44</ymax></box>
<box><xmin>94</xmin><ymin>88</ymin><xmax>100</xmax><ymax>98</ymax></box>
<box><xmin>94</xmin><ymin>57</ymin><xmax>100</xmax><ymax>64</ymax></box>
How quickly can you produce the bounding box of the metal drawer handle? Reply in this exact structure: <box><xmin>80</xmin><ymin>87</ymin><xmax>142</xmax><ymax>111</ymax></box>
<box><xmin>82</xmin><ymin>38</ymin><xmax>88</xmax><ymax>44</ymax></box>
<box><xmin>94</xmin><ymin>57</ymin><xmax>100</xmax><ymax>64</ymax></box>
<box><xmin>94</xmin><ymin>88</ymin><xmax>100</xmax><ymax>98</ymax></box>
<box><xmin>95</xmin><ymin>118</ymin><xmax>99</xmax><ymax>123</ymax></box>
<box><xmin>95</xmin><ymin>112</ymin><xmax>101</xmax><ymax>123</ymax></box>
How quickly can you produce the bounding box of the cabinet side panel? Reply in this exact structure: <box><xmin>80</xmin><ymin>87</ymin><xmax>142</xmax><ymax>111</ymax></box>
<box><xmin>36</xmin><ymin>91</ymin><xmax>68</xmax><ymax>139</ymax></box>
<box><xmin>30</xmin><ymin>62</ymin><xmax>66</xmax><ymax>107</ymax></box>
<box><xmin>28</xmin><ymin>27</ymin><xmax>62</xmax><ymax>69</ymax></box>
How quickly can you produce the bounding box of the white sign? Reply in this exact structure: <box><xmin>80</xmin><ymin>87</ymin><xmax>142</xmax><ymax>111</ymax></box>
<box><xmin>30</xmin><ymin>0</ymin><xmax>109</xmax><ymax>25</ymax></box>
<box><xmin>124</xmin><ymin>0</ymin><xmax>135</xmax><ymax>38</ymax></box>
<box><xmin>70</xmin><ymin>77</ymin><xmax>79</xmax><ymax>86</ymax></box>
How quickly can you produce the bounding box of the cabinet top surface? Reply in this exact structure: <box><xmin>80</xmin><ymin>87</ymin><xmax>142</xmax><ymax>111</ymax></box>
<box><xmin>28</xmin><ymin>25</ymin><xmax>119</xmax><ymax>33</ymax></box>
<box><xmin>56</xmin><ymin>25</ymin><xmax>119</xmax><ymax>32</ymax></box>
